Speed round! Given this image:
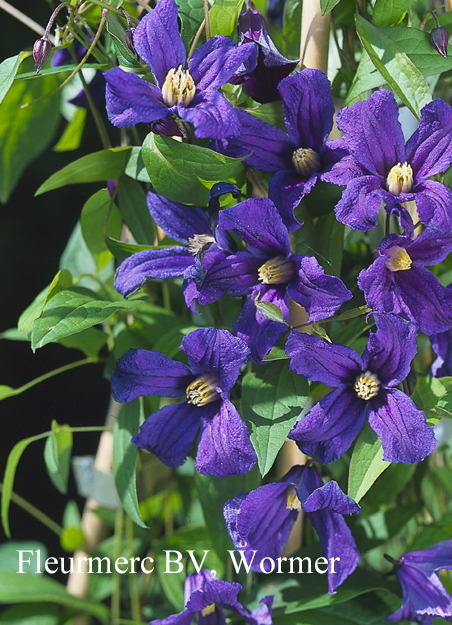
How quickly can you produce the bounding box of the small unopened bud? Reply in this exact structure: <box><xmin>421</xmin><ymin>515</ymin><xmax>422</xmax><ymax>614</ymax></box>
<box><xmin>33</xmin><ymin>37</ymin><xmax>52</xmax><ymax>73</ymax></box>
<box><xmin>124</xmin><ymin>27</ymin><xmax>139</xmax><ymax>59</ymax></box>
<box><xmin>431</xmin><ymin>26</ymin><xmax>449</xmax><ymax>58</ymax></box>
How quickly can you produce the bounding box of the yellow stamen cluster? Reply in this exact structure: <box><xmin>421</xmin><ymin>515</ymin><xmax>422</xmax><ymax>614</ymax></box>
<box><xmin>201</xmin><ymin>604</ymin><xmax>216</xmax><ymax>616</ymax></box>
<box><xmin>292</xmin><ymin>148</ymin><xmax>321</xmax><ymax>177</ymax></box>
<box><xmin>384</xmin><ymin>246</ymin><xmax>412</xmax><ymax>272</ymax></box>
<box><xmin>354</xmin><ymin>370</ymin><xmax>380</xmax><ymax>401</ymax></box>
<box><xmin>188</xmin><ymin>234</ymin><xmax>215</xmax><ymax>255</ymax></box>
<box><xmin>386</xmin><ymin>162</ymin><xmax>413</xmax><ymax>196</ymax></box>
<box><xmin>186</xmin><ymin>374</ymin><xmax>220</xmax><ymax>406</ymax></box>
<box><xmin>258</xmin><ymin>256</ymin><xmax>295</xmax><ymax>285</ymax></box>
<box><xmin>286</xmin><ymin>486</ymin><xmax>302</xmax><ymax>511</ymax></box>
<box><xmin>161</xmin><ymin>65</ymin><xmax>196</xmax><ymax>107</ymax></box>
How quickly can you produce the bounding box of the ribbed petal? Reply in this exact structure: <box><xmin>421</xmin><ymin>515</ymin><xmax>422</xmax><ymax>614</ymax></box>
<box><xmin>368</xmin><ymin>388</ymin><xmax>437</xmax><ymax>463</ymax></box>
<box><xmin>105</xmin><ymin>67</ymin><xmax>168</xmax><ymax>127</ymax></box>
<box><xmin>406</xmin><ymin>226</ymin><xmax>452</xmax><ymax>265</ymax></box>
<box><xmin>334</xmin><ymin>175</ymin><xmax>386</xmax><ymax>231</ymax></box>
<box><xmin>181</xmin><ymin>328</ymin><xmax>250</xmax><ymax>391</ymax></box>
<box><xmin>187</xmin><ymin>579</ymin><xmax>241</xmax><ymax>613</ymax></box>
<box><xmin>386</xmin><ymin>602</ymin><xmax>432</xmax><ymax>625</ymax></box>
<box><xmin>111</xmin><ymin>348</ymin><xmax>193</xmax><ymax>402</ymax></box>
<box><xmin>396</xmin><ymin>565</ymin><xmax>452</xmax><ymax>618</ymax></box>
<box><xmin>302</xmin><ymin>481</ymin><xmax>360</xmax><ymax>515</ymax></box>
<box><xmin>322</xmin><ymin>153</ymin><xmax>367</xmax><ymax>187</ymax></box>
<box><xmin>212</xmin><ymin>109</ymin><xmax>293</xmax><ymax>172</ymax></box>
<box><xmin>196</xmin><ymin>399</ymin><xmax>256</xmax><ymax>476</ymax></box>
<box><xmin>287</xmin><ymin>255</ymin><xmax>352</xmax><ymax>321</ymax></box>
<box><xmin>233</xmin><ymin>285</ymin><xmax>288</xmax><ymax>363</ymax></box>
<box><xmin>196</xmin><ymin>251</ymin><xmax>263</xmax><ymax>299</ymax></box>
<box><xmin>131</xmin><ymin>399</ymin><xmax>204</xmax><ymax>467</ymax></box>
<box><xmin>147</xmin><ymin>190</ymin><xmax>210</xmax><ymax>243</ymax></box>
<box><xmin>431</xmin><ymin>328</ymin><xmax>452</xmax><ymax>377</ymax></box>
<box><xmin>268</xmin><ymin>168</ymin><xmax>317</xmax><ymax>232</ymax></box>
<box><xmin>133</xmin><ymin>0</ymin><xmax>186</xmax><ymax>87</ymax></box>
<box><xmin>189</xmin><ymin>37</ymin><xmax>255</xmax><ymax>91</ymax></box>
<box><xmin>279</xmin><ymin>70</ymin><xmax>334</xmax><ymax>151</ymax></box>
<box><xmin>285</xmin><ymin>331</ymin><xmax>363</xmax><ymax>387</ymax></box>
<box><xmin>178</xmin><ymin>90</ymin><xmax>240</xmax><ymax>139</ymax></box>
<box><xmin>149</xmin><ymin>608</ymin><xmax>194</xmax><ymax>625</ymax></box>
<box><xmin>411</xmin><ymin>179</ymin><xmax>452</xmax><ymax>233</ymax></box>
<box><xmin>362</xmin><ymin>314</ymin><xmax>418</xmax><ymax>388</ymax></box>
<box><xmin>218</xmin><ymin>197</ymin><xmax>291</xmax><ymax>257</ymax></box>
<box><xmin>114</xmin><ymin>246</ymin><xmax>194</xmax><ymax>297</ymax></box>
<box><xmin>405</xmin><ymin>98</ymin><xmax>452</xmax><ymax>179</ymax></box>
<box><xmin>401</xmin><ymin>540</ymin><xmax>452</xmax><ymax>575</ymax></box>
<box><xmin>335</xmin><ymin>89</ymin><xmax>405</xmax><ymax>177</ymax></box>
<box><xmin>289</xmin><ymin>387</ymin><xmax>368</xmax><ymax>464</ymax></box>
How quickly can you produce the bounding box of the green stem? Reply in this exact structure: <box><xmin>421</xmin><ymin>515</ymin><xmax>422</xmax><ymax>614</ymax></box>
<box><xmin>135</xmin><ymin>0</ymin><xmax>152</xmax><ymax>11</ymax></box>
<box><xmin>126</xmin><ymin>515</ymin><xmax>141</xmax><ymax>623</ymax></box>
<box><xmin>87</xmin><ymin>0</ymin><xmax>139</xmax><ymax>21</ymax></box>
<box><xmin>162</xmin><ymin>282</ymin><xmax>171</xmax><ymax>311</ymax></box>
<box><xmin>203</xmin><ymin>0</ymin><xmax>211</xmax><ymax>41</ymax></box>
<box><xmin>69</xmin><ymin>426</ymin><xmax>113</xmax><ymax>433</ymax></box>
<box><xmin>112</xmin><ymin>508</ymin><xmax>124</xmax><ymax>625</ymax></box>
<box><xmin>78</xmin><ymin>70</ymin><xmax>112</xmax><ymax>149</ymax></box>
<box><xmin>0</xmin><ymin>481</ymin><xmax>63</xmax><ymax>536</ymax></box>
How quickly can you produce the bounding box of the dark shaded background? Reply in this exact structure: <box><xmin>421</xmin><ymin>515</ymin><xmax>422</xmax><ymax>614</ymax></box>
<box><xmin>0</xmin><ymin>1</ymin><xmax>115</xmax><ymax>578</ymax></box>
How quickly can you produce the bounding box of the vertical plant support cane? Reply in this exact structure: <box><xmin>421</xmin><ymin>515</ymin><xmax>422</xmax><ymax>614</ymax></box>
<box><xmin>280</xmin><ymin>0</ymin><xmax>331</xmax><ymax>557</ymax></box>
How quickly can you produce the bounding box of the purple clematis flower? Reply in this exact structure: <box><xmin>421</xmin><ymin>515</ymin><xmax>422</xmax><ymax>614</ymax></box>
<box><xmin>111</xmin><ymin>328</ymin><xmax>257</xmax><ymax>477</ymax></box>
<box><xmin>431</xmin><ymin>322</ymin><xmax>452</xmax><ymax>377</ymax></box>
<box><xmin>358</xmin><ymin>209</ymin><xmax>452</xmax><ymax>335</ymax></box>
<box><xmin>324</xmin><ymin>89</ymin><xmax>452</xmax><ymax>232</ymax></box>
<box><xmin>286</xmin><ymin>314</ymin><xmax>437</xmax><ymax>464</ymax></box>
<box><xmin>150</xmin><ymin>569</ymin><xmax>274</xmax><ymax>625</ymax></box>
<box><xmin>213</xmin><ymin>69</ymin><xmax>347</xmax><ymax>231</ymax></box>
<box><xmin>190</xmin><ymin>196</ymin><xmax>351</xmax><ymax>362</ymax></box>
<box><xmin>229</xmin><ymin>1</ymin><xmax>298</xmax><ymax>104</ymax></box>
<box><xmin>223</xmin><ymin>464</ymin><xmax>360</xmax><ymax>594</ymax></box>
<box><xmin>114</xmin><ymin>185</ymin><xmax>237</xmax><ymax>299</ymax></box>
<box><xmin>104</xmin><ymin>0</ymin><xmax>255</xmax><ymax>138</ymax></box>
<box><xmin>384</xmin><ymin>539</ymin><xmax>452</xmax><ymax>623</ymax></box>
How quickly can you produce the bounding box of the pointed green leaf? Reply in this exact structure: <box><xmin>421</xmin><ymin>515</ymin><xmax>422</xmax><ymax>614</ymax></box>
<box><xmin>54</xmin><ymin>108</ymin><xmax>86</xmax><ymax>152</ymax></box>
<box><xmin>0</xmin><ymin>54</ymin><xmax>21</xmax><ymax>104</ymax></box>
<box><xmin>373</xmin><ymin>0</ymin><xmax>409</xmax><ymax>27</ymax></box>
<box><xmin>117</xmin><ymin>176</ymin><xmax>156</xmax><ymax>245</ymax></box>
<box><xmin>209</xmin><ymin>0</ymin><xmax>244</xmax><ymax>37</ymax></box>
<box><xmin>43</xmin><ymin>421</ymin><xmax>73</xmax><ymax>495</ymax></box>
<box><xmin>348</xmin><ymin>422</ymin><xmax>390</xmax><ymax>503</ymax></box>
<box><xmin>254</xmin><ymin>294</ymin><xmax>287</xmax><ymax>325</ymax></box>
<box><xmin>321</xmin><ymin>0</ymin><xmax>342</xmax><ymax>15</ymax></box>
<box><xmin>80</xmin><ymin>189</ymin><xmax>122</xmax><ymax>272</ymax></box>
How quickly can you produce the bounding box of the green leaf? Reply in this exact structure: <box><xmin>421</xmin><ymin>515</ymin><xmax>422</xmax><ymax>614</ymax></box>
<box><xmin>320</xmin><ymin>0</ymin><xmax>342</xmax><ymax>14</ymax></box>
<box><xmin>142</xmin><ymin>133</ymin><xmax>245</xmax><ymax>206</ymax></box>
<box><xmin>59</xmin><ymin>327</ymin><xmax>108</xmax><ymax>359</ymax></box>
<box><xmin>373</xmin><ymin>0</ymin><xmax>409</xmax><ymax>27</ymax></box>
<box><xmin>411</xmin><ymin>375</ymin><xmax>447</xmax><ymax>419</ymax></box>
<box><xmin>117</xmin><ymin>176</ymin><xmax>156</xmax><ymax>245</ymax></box>
<box><xmin>54</xmin><ymin>108</ymin><xmax>87</xmax><ymax>152</ymax></box>
<box><xmin>348</xmin><ymin>422</ymin><xmax>390</xmax><ymax>503</ymax></box>
<box><xmin>0</xmin><ymin>54</ymin><xmax>21</xmax><ymax>105</ymax></box>
<box><xmin>254</xmin><ymin>294</ymin><xmax>287</xmax><ymax>325</ymax></box>
<box><xmin>35</xmin><ymin>147</ymin><xmax>132</xmax><ymax>195</ymax></box>
<box><xmin>282</xmin><ymin>0</ymin><xmax>302</xmax><ymax>60</ymax></box>
<box><xmin>113</xmin><ymin>399</ymin><xmax>147</xmax><ymax>528</ymax></box>
<box><xmin>246</xmin><ymin>101</ymin><xmax>286</xmax><ymax>132</ymax></box>
<box><xmin>125</xmin><ymin>147</ymin><xmax>152</xmax><ymax>183</ymax></box>
<box><xmin>311</xmin><ymin>323</ymin><xmax>332</xmax><ymax>343</ymax></box>
<box><xmin>15</xmin><ymin>63</ymin><xmax>108</xmax><ymax>81</ymax></box>
<box><xmin>80</xmin><ymin>189</ymin><xmax>122</xmax><ymax>272</ymax></box>
<box><xmin>43</xmin><ymin>420</ymin><xmax>73</xmax><ymax>495</ymax></box>
<box><xmin>104</xmin><ymin>237</ymin><xmax>161</xmax><ymax>263</ymax></box>
<box><xmin>106</xmin><ymin>13</ymin><xmax>144</xmax><ymax>70</ymax></box>
<box><xmin>178</xmin><ymin>0</ymin><xmax>205</xmax><ymax>48</ymax></box>
<box><xmin>0</xmin><ymin>573</ymin><xmax>108</xmax><ymax>623</ymax></box>
<box><xmin>0</xmin><ymin>74</ymin><xmax>61</xmax><ymax>203</ymax></box>
<box><xmin>30</xmin><ymin>288</ymin><xmax>144</xmax><ymax>350</ymax></box>
<box><xmin>0</xmin><ymin>602</ymin><xmax>59</xmax><ymax>625</ymax></box>
<box><xmin>209</xmin><ymin>0</ymin><xmax>244</xmax><ymax>37</ymax></box>
<box><xmin>0</xmin><ymin>541</ymin><xmax>47</xmax><ymax>573</ymax></box>
<box><xmin>242</xmin><ymin>361</ymin><xmax>309</xmax><ymax>476</ymax></box>
<box><xmin>355</xmin><ymin>15</ymin><xmax>432</xmax><ymax>119</ymax></box>
<box><xmin>263</xmin><ymin>346</ymin><xmax>290</xmax><ymax>361</ymax></box>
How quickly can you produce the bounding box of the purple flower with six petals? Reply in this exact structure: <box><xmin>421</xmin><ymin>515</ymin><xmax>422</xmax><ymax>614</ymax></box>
<box><xmin>223</xmin><ymin>464</ymin><xmax>360</xmax><ymax>594</ymax></box>
<box><xmin>384</xmin><ymin>539</ymin><xmax>452</xmax><ymax>624</ymax></box>
<box><xmin>286</xmin><ymin>314</ymin><xmax>437</xmax><ymax>464</ymax></box>
<box><xmin>325</xmin><ymin>90</ymin><xmax>452</xmax><ymax>232</ymax></box>
<box><xmin>111</xmin><ymin>328</ymin><xmax>257</xmax><ymax>477</ymax></box>
<box><xmin>104</xmin><ymin>0</ymin><xmax>255</xmax><ymax>138</ymax></box>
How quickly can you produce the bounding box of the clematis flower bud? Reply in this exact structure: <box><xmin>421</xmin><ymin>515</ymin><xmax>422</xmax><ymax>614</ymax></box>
<box><xmin>124</xmin><ymin>27</ymin><xmax>139</xmax><ymax>60</ymax></box>
<box><xmin>431</xmin><ymin>25</ymin><xmax>449</xmax><ymax>58</ymax></box>
<box><xmin>33</xmin><ymin>37</ymin><xmax>52</xmax><ymax>73</ymax></box>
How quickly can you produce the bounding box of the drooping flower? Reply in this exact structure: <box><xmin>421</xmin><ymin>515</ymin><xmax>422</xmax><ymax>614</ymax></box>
<box><xmin>223</xmin><ymin>464</ymin><xmax>360</xmax><ymax>594</ymax></box>
<box><xmin>229</xmin><ymin>1</ymin><xmax>298</xmax><ymax>103</ymax></box>
<box><xmin>213</xmin><ymin>69</ymin><xmax>347</xmax><ymax>231</ymax></box>
<box><xmin>385</xmin><ymin>539</ymin><xmax>452</xmax><ymax>624</ymax></box>
<box><xmin>111</xmin><ymin>328</ymin><xmax>257</xmax><ymax>477</ymax></box>
<box><xmin>358</xmin><ymin>208</ymin><xmax>452</xmax><ymax>335</ymax></box>
<box><xmin>324</xmin><ymin>89</ymin><xmax>452</xmax><ymax>232</ymax></box>
<box><xmin>150</xmin><ymin>569</ymin><xmax>274</xmax><ymax>625</ymax></box>
<box><xmin>189</xmin><ymin>196</ymin><xmax>351</xmax><ymax>362</ymax></box>
<box><xmin>114</xmin><ymin>185</ymin><xmax>237</xmax><ymax>299</ymax></box>
<box><xmin>286</xmin><ymin>314</ymin><xmax>437</xmax><ymax>464</ymax></box>
<box><xmin>104</xmin><ymin>0</ymin><xmax>255</xmax><ymax>138</ymax></box>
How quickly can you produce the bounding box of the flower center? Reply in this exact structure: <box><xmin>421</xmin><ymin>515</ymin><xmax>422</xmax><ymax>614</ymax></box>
<box><xmin>386</xmin><ymin>162</ymin><xmax>413</xmax><ymax>196</ymax></box>
<box><xmin>258</xmin><ymin>256</ymin><xmax>295</xmax><ymax>284</ymax></box>
<box><xmin>161</xmin><ymin>66</ymin><xmax>196</xmax><ymax>107</ymax></box>
<box><xmin>188</xmin><ymin>234</ymin><xmax>215</xmax><ymax>255</ymax></box>
<box><xmin>292</xmin><ymin>148</ymin><xmax>321</xmax><ymax>177</ymax></box>
<box><xmin>384</xmin><ymin>245</ymin><xmax>412</xmax><ymax>272</ymax></box>
<box><xmin>354</xmin><ymin>370</ymin><xmax>380</xmax><ymax>401</ymax></box>
<box><xmin>186</xmin><ymin>374</ymin><xmax>220</xmax><ymax>406</ymax></box>
<box><xmin>286</xmin><ymin>486</ymin><xmax>302</xmax><ymax>511</ymax></box>
<box><xmin>201</xmin><ymin>604</ymin><xmax>216</xmax><ymax>616</ymax></box>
